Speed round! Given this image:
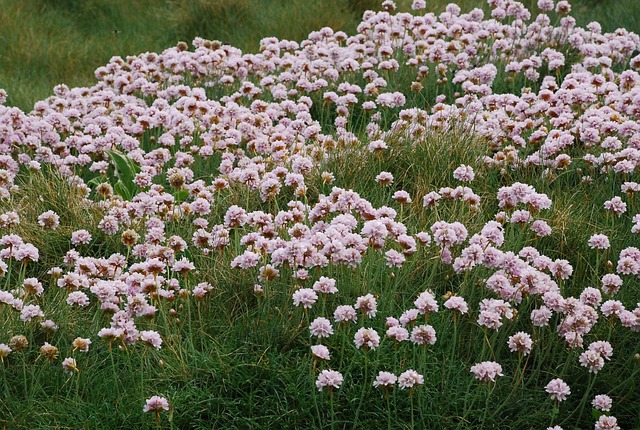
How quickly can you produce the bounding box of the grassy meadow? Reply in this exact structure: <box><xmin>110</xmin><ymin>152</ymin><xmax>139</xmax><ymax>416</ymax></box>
<box><xmin>0</xmin><ymin>0</ymin><xmax>639</xmax><ymax>429</ymax></box>
<box><xmin>1</xmin><ymin>0</ymin><xmax>639</xmax><ymax>110</ymax></box>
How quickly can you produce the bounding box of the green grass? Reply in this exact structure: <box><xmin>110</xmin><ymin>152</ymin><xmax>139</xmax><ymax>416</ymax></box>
<box><xmin>2</xmin><ymin>0</ymin><xmax>639</xmax><ymax>110</ymax></box>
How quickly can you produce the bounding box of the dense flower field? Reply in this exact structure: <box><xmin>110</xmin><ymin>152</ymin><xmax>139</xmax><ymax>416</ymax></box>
<box><xmin>0</xmin><ymin>0</ymin><xmax>639</xmax><ymax>428</ymax></box>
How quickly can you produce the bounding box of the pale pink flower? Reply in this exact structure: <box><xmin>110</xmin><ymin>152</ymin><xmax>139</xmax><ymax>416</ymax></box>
<box><xmin>313</xmin><ymin>277</ymin><xmax>338</xmax><ymax>294</ymax></box>
<box><xmin>398</xmin><ymin>369</ymin><xmax>423</xmax><ymax>389</ymax></box>
<box><xmin>309</xmin><ymin>317</ymin><xmax>334</xmax><ymax>339</ymax></box>
<box><xmin>410</xmin><ymin>324</ymin><xmax>436</xmax><ymax>346</ymax></box>
<box><xmin>144</xmin><ymin>396</ymin><xmax>169</xmax><ymax>412</ymax></box>
<box><xmin>62</xmin><ymin>357</ymin><xmax>78</xmax><ymax>375</ymax></box>
<box><xmin>140</xmin><ymin>330</ymin><xmax>163</xmax><ymax>349</ymax></box>
<box><xmin>470</xmin><ymin>361</ymin><xmax>503</xmax><ymax>383</ymax></box>
<box><xmin>444</xmin><ymin>296</ymin><xmax>469</xmax><ymax>314</ymax></box>
<box><xmin>71</xmin><ymin>230</ymin><xmax>92</xmax><ymax>245</ymax></box>
<box><xmin>592</xmin><ymin>394</ymin><xmax>612</xmax><ymax>412</ymax></box>
<box><xmin>386</xmin><ymin>325</ymin><xmax>409</xmax><ymax>342</ymax></box>
<box><xmin>38</xmin><ymin>211</ymin><xmax>60</xmax><ymax>230</ymax></box>
<box><xmin>292</xmin><ymin>288</ymin><xmax>318</xmax><ymax>309</ymax></box>
<box><xmin>373</xmin><ymin>371</ymin><xmax>397</xmax><ymax>388</ymax></box>
<box><xmin>311</xmin><ymin>345</ymin><xmax>330</xmax><ymax>361</ymax></box>
<box><xmin>355</xmin><ymin>294</ymin><xmax>377</xmax><ymax>318</ymax></box>
<box><xmin>508</xmin><ymin>332</ymin><xmax>533</xmax><ymax>355</ymax></box>
<box><xmin>579</xmin><ymin>350</ymin><xmax>604</xmax><ymax>373</ymax></box>
<box><xmin>334</xmin><ymin>305</ymin><xmax>357</xmax><ymax>324</ymax></box>
<box><xmin>375</xmin><ymin>172</ymin><xmax>394</xmax><ymax>186</ymax></box>
<box><xmin>316</xmin><ymin>370</ymin><xmax>343</xmax><ymax>391</ymax></box>
<box><xmin>354</xmin><ymin>327</ymin><xmax>380</xmax><ymax>350</ymax></box>
<box><xmin>453</xmin><ymin>165</ymin><xmax>475</xmax><ymax>182</ymax></box>
<box><xmin>546</xmin><ymin>378</ymin><xmax>571</xmax><ymax>402</ymax></box>
<box><xmin>594</xmin><ymin>415</ymin><xmax>620</xmax><ymax>430</ymax></box>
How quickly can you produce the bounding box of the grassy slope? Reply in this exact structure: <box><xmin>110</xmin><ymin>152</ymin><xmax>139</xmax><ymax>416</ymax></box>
<box><xmin>1</xmin><ymin>0</ymin><xmax>639</xmax><ymax>110</ymax></box>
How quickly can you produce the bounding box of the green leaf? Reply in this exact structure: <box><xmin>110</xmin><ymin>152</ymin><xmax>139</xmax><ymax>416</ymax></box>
<box><xmin>173</xmin><ymin>189</ymin><xmax>189</xmax><ymax>202</ymax></box>
<box><xmin>105</xmin><ymin>150</ymin><xmax>140</xmax><ymax>185</ymax></box>
<box><xmin>105</xmin><ymin>150</ymin><xmax>140</xmax><ymax>200</ymax></box>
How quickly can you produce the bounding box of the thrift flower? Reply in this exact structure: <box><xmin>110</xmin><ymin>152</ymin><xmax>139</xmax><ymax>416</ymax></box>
<box><xmin>470</xmin><ymin>361</ymin><xmax>503</xmax><ymax>383</ymax></box>
<box><xmin>144</xmin><ymin>396</ymin><xmax>170</xmax><ymax>412</ymax></box>
<box><xmin>316</xmin><ymin>370</ymin><xmax>343</xmax><ymax>392</ymax></box>
<box><xmin>398</xmin><ymin>370</ymin><xmax>424</xmax><ymax>389</ymax></box>
<box><xmin>592</xmin><ymin>394</ymin><xmax>612</xmax><ymax>412</ymax></box>
<box><xmin>546</xmin><ymin>378</ymin><xmax>571</xmax><ymax>402</ymax></box>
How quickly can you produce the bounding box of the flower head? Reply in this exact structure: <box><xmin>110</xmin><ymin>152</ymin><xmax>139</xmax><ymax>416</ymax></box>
<box><xmin>373</xmin><ymin>371</ymin><xmax>397</xmax><ymax>388</ymax></box>
<box><xmin>143</xmin><ymin>396</ymin><xmax>169</xmax><ymax>412</ymax></box>
<box><xmin>398</xmin><ymin>369</ymin><xmax>423</xmax><ymax>389</ymax></box>
<box><xmin>470</xmin><ymin>361</ymin><xmax>503</xmax><ymax>383</ymax></box>
<box><xmin>546</xmin><ymin>378</ymin><xmax>571</xmax><ymax>402</ymax></box>
<box><xmin>316</xmin><ymin>370</ymin><xmax>343</xmax><ymax>392</ymax></box>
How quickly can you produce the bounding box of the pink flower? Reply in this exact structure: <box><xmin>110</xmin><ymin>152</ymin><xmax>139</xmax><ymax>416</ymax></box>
<box><xmin>71</xmin><ymin>230</ymin><xmax>92</xmax><ymax>246</ymax></box>
<box><xmin>546</xmin><ymin>378</ymin><xmax>571</xmax><ymax>402</ymax></box>
<box><xmin>354</xmin><ymin>327</ymin><xmax>380</xmax><ymax>350</ymax></box>
<box><xmin>62</xmin><ymin>357</ymin><xmax>78</xmax><ymax>375</ymax></box>
<box><xmin>601</xmin><ymin>274</ymin><xmax>622</xmax><ymax>295</ymax></box>
<box><xmin>292</xmin><ymin>288</ymin><xmax>318</xmax><ymax>309</ymax></box>
<box><xmin>603</xmin><ymin>197</ymin><xmax>626</xmax><ymax>216</ymax></box>
<box><xmin>143</xmin><ymin>396</ymin><xmax>169</xmax><ymax>412</ymax></box>
<box><xmin>594</xmin><ymin>415</ymin><xmax>620</xmax><ymax>430</ymax></box>
<box><xmin>312</xmin><ymin>277</ymin><xmax>338</xmax><ymax>294</ymax></box>
<box><xmin>38</xmin><ymin>211</ymin><xmax>60</xmax><ymax>230</ymax></box>
<box><xmin>311</xmin><ymin>345</ymin><xmax>330</xmax><ymax>361</ymax></box>
<box><xmin>410</xmin><ymin>324</ymin><xmax>437</xmax><ymax>346</ymax></box>
<box><xmin>386</xmin><ymin>325</ymin><xmax>409</xmax><ymax>342</ymax></box>
<box><xmin>384</xmin><ymin>249</ymin><xmax>405</xmax><ymax>268</ymax></box>
<box><xmin>588</xmin><ymin>234</ymin><xmax>610</xmax><ymax>250</ymax></box>
<box><xmin>309</xmin><ymin>317</ymin><xmax>334</xmax><ymax>339</ymax></box>
<box><xmin>470</xmin><ymin>361</ymin><xmax>503</xmax><ymax>383</ymax></box>
<box><xmin>316</xmin><ymin>370</ymin><xmax>343</xmax><ymax>391</ymax></box>
<box><xmin>531</xmin><ymin>220</ymin><xmax>552</xmax><ymax>237</ymax></box>
<box><xmin>355</xmin><ymin>294</ymin><xmax>377</xmax><ymax>318</ymax></box>
<box><xmin>579</xmin><ymin>350</ymin><xmax>604</xmax><ymax>373</ymax></box>
<box><xmin>444</xmin><ymin>296</ymin><xmax>468</xmax><ymax>314</ymax></box>
<box><xmin>507</xmin><ymin>332</ymin><xmax>533</xmax><ymax>355</ymax></box>
<box><xmin>334</xmin><ymin>305</ymin><xmax>357</xmax><ymax>324</ymax></box>
<box><xmin>375</xmin><ymin>172</ymin><xmax>394</xmax><ymax>186</ymax></box>
<box><xmin>66</xmin><ymin>291</ymin><xmax>90</xmax><ymax>307</ymax></box>
<box><xmin>592</xmin><ymin>394</ymin><xmax>612</xmax><ymax>412</ymax></box>
<box><xmin>398</xmin><ymin>369</ymin><xmax>423</xmax><ymax>389</ymax></box>
<box><xmin>20</xmin><ymin>304</ymin><xmax>44</xmax><ymax>321</ymax></box>
<box><xmin>140</xmin><ymin>330</ymin><xmax>163</xmax><ymax>349</ymax></box>
<box><xmin>453</xmin><ymin>164</ymin><xmax>475</xmax><ymax>182</ymax></box>
<box><xmin>373</xmin><ymin>371</ymin><xmax>397</xmax><ymax>388</ymax></box>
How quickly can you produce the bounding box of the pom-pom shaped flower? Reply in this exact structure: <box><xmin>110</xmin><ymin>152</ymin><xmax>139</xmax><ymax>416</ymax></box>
<box><xmin>594</xmin><ymin>415</ymin><xmax>620</xmax><ymax>430</ymax></box>
<box><xmin>592</xmin><ymin>394</ymin><xmax>612</xmax><ymax>412</ymax></box>
<box><xmin>410</xmin><ymin>324</ymin><xmax>437</xmax><ymax>346</ymax></box>
<box><xmin>292</xmin><ymin>288</ymin><xmax>318</xmax><ymax>309</ymax></box>
<box><xmin>373</xmin><ymin>371</ymin><xmax>397</xmax><ymax>388</ymax></box>
<box><xmin>508</xmin><ymin>332</ymin><xmax>533</xmax><ymax>355</ymax></box>
<box><xmin>309</xmin><ymin>317</ymin><xmax>334</xmax><ymax>339</ymax></box>
<box><xmin>354</xmin><ymin>327</ymin><xmax>380</xmax><ymax>350</ymax></box>
<box><xmin>546</xmin><ymin>378</ymin><xmax>571</xmax><ymax>402</ymax></box>
<box><xmin>143</xmin><ymin>396</ymin><xmax>169</xmax><ymax>412</ymax></box>
<box><xmin>311</xmin><ymin>345</ymin><xmax>330</xmax><ymax>361</ymax></box>
<box><xmin>355</xmin><ymin>294</ymin><xmax>377</xmax><ymax>318</ymax></box>
<box><xmin>470</xmin><ymin>361</ymin><xmax>503</xmax><ymax>383</ymax></box>
<box><xmin>316</xmin><ymin>370</ymin><xmax>343</xmax><ymax>392</ymax></box>
<box><xmin>38</xmin><ymin>211</ymin><xmax>60</xmax><ymax>230</ymax></box>
<box><xmin>71</xmin><ymin>229</ymin><xmax>92</xmax><ymax>246</ymax></box>
<box><xmin>398</xmin><ymin>369</ymin><xmax>424</xmax><ymax>389</ymax></box>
